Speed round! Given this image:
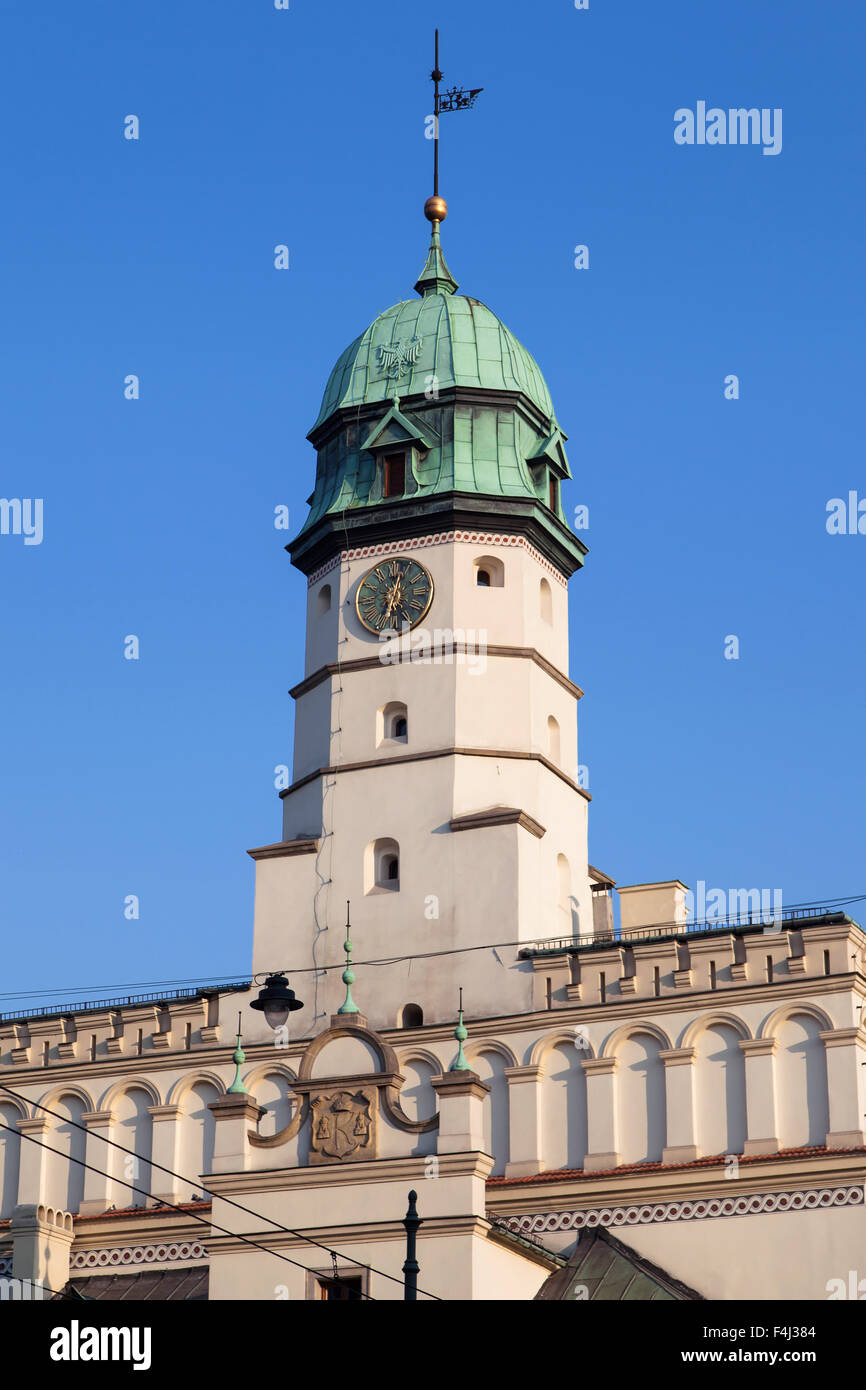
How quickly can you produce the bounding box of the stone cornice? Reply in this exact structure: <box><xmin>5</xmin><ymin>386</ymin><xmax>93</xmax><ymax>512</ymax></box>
<box><xmin>1</xmin><ymin>977</ymin><xmax>862</xmax><ymax>1087</ymax></box>
<box><xmin>486</xmin><ymin>1148</ymin><xmax>866</xmax><ymax>1216</ymax></box>
<box><xmin>289</xmin><ymin>644</ymin><xmax>583</xmax><ymax>703</ymax></box>
<box><xmin>247</xmin><ymin>838</ymin><xmax>319</xmax><ymax>861</ymax></box>
<box><xmin>205</xmin><ymin>1151</ymin><xmax>490</xmax><ymax>1195</ymax></box>
<box><xmin>448</xmin><ymin>807</ymin><xmax>546</xmax><ymax>839</ymax></box>
<box><xmin>279</xmin><ymin>745</ymin><xmax>592</xmax><ymax>802</ymax></box>
<box><xmin>290</xmin><ymin>490</ymin><xmax>587</xmax><ymax>583</ymax></box>
<box><xmin>658</xmin><ymin>1048</ymin><xmax>696</xmax><ymax>1066</ymax></box>
<box><xmin>204</xmin><ymin>1213</ymin><xmax>491</xmax><ymax>1259</ymax></box>
<box><xmin>493</xmin><ymin>1183</ymin><xmax>864</xmax><ymax>1240</ymax></box>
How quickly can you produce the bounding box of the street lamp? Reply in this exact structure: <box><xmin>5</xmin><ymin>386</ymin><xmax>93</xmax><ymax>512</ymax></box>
<box><xmin>250</xmin><ymin>972</ymin><xmax>304</xmax><ymax>1031</ymax></box>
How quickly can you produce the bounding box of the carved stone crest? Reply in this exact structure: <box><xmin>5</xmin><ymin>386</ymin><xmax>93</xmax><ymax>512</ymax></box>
<box><xmin>310</xmin><ymin>1088</ymin><xmax>375</xmax><ymax>1163</ymax></box>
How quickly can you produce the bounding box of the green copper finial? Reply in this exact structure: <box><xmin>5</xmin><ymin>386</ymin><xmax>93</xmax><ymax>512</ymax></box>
<box><xmin>450</xmin><ymin>987</ymin><xmax>470</xmax><ymax>1071</ymax></box>
<box><xmin>414</xmin><ymin>220</ymin><xmax>458</xmax><ymax>297</ymax></box>
<box><xmin>227</xmin><ymin>1012</ymin><xmax>249</xmax><ymax>1094</ymax></box>
<box><xmin>337</xmin><ymin>901</ymin><xmax>360</xmax><ymax>1015</ymax></box>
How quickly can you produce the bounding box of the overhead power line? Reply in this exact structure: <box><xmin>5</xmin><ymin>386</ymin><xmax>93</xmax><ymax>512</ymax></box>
<box><xmin>2</xmin><ymin>891</ymin><xmax>864</xmax><ymax>1008</ymax></box>
<box><xmin>0</xmin><ymin>1083</ymin><xmax>441</xmax><ymax>1301</ymax></box>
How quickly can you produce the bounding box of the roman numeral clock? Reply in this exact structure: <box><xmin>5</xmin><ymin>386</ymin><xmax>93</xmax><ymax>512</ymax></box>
<box><xmin>355</xmin><ymin>557</ymin><xmax>434</xmax><ymax>633</ymax></box>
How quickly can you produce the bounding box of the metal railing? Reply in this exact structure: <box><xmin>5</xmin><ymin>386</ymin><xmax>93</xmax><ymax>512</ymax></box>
<box><xmin>520</xmin><ymin>905</ymin><xmax>854</xmax><ymax>957</ymax></box>
<box><xmin>0</xmin><ymin>981</ymin><xmax>251</xmax><ymax>1026</ymax></box>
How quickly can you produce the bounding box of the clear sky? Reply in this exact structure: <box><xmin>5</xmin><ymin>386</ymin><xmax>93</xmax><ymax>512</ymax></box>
<box><xmin>1</xmin><ymin>0</ymin><xmax>863</xmax><ymax>1010</ymax></box>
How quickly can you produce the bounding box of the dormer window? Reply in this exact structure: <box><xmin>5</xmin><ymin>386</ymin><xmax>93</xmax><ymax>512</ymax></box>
<box><xmin>383</xmin><ymin>453</ymin><xmax>406</xmax><ymax>498</ymax></box>
<box><xmin>549</xmin><ymin>474</ymin><xmax>558</xmax><ymax>512</ymax></box>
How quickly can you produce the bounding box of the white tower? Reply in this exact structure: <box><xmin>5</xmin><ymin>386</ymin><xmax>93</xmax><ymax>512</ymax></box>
<box><xmin>250</xmin><ymin>213</ymin><xmax>592</xmax><ymax>1034</ymax></box>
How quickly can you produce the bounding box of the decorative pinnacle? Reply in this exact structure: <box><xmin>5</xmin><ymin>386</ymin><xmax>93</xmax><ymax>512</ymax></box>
<box><xmin>450</xmin><ymin>987</ymin><xmax>470</xmax><ymax>1071</ymax></box>
<box><xmin>337</xmin><ymin>901</ymin><xmax>360</xmax><ymax>1015</ymax></box>
<box><xmin>414</xmin><ymin>219</ymin><xmax>458</xmax><ymax>298</ymax></box>
<box><xmin>227</xmin><ymin>1012</ymin><xmax>249</xmax><ymax>1094</ymax></box>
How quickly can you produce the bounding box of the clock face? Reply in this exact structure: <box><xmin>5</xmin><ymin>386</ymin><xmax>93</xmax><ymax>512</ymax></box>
<box><xmin>355</xmin><ymin>556</ymin><xmax>434</xmax><ymax>633</ymax></box>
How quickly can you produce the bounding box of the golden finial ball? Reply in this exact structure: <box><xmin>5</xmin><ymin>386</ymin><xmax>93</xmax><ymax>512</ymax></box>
<box><xmin>424</xmin><ymin>195</ymin><xmax>448</xmax><ymax>223</ymax></box>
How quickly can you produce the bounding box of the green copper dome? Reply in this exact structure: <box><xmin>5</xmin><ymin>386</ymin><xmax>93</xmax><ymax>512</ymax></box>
<box><xmin>311</xmin><ymin>291</ymin><xmax>554</xmax><ymax>433</ymax></box>
<box><xmin>291</xmin><ymin>224</ymin><xmax>585</xmax><ymax>580</ymax></box>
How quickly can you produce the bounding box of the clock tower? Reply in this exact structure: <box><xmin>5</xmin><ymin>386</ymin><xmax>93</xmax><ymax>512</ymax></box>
<box><xmin>249</xmin><ymin>200</ymin><xmax>593</xmax><ymax>1035</ymax></box>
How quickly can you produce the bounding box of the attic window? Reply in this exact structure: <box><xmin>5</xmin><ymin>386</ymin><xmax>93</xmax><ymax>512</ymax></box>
<box><xmin>383</xmin><ymin>453</ymin><xmax>406</xmax><ymax>498</ymax></box>
<box><xmin>549</xmin><ymin>475</ymin><xmax>558</xmax><ymax>512</ymax></box>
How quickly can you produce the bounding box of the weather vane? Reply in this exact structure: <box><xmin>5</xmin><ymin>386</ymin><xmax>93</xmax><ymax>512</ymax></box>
<box><xmin>427</xmin><ymin>28</ymin><xmax>482</xmax><ymax>220</ymax></box>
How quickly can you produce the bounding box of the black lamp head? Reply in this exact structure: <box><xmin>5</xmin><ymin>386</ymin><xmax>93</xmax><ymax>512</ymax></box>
<box><xmin>251</xmin><ymin>972</ymin><xmax>304</xmax><ymax>1030</ymax></box>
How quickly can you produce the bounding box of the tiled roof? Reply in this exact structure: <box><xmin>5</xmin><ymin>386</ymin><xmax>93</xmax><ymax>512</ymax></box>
<box><xmin>52</xmin><ymin>1267</ymin><xmax>208</xmax><ymax>1301</ymax></box>
<box><xmin>488</xmin><ymin>1144</ymin><xmax>866</xmax><ymax>1186</ymax></box>
<box><xmin>535</xmin><ymin>1226</ymin><xmax>702</xmax><ymax>1301</ymax></box>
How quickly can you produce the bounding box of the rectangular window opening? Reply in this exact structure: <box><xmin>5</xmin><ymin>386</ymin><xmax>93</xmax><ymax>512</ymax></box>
<box><xmin>824</xmin><ymin>949</ymin><xmax>831</xmax><ymax>976</ymax></box>
<box><xmin>709</xmin><ymin>960</ymin><xmax>717</xmax><ymax>991</ymax></box>
<box><xmin>653</xmin><ymin>965</ymin><xmax>660</xmax><ymax>998</ymax></box>
<box><xmin>383</xmin><ymin>453</ymin><xmax>406</xmax><ymax>498</ymax></box>
<box><xmin>766</xmin><ymin>954</ymin><xmax>773</xmax><ymax>983</ymax></box>
<box><xmin>600</xmin><ymin>970</ymin><xmax>606</xmax><ymax>1004</ymax></box>
<box><xmin>317</xmin><ymin>1275</ymin><xmax>363</xmax><ymax>1301</ymax></box>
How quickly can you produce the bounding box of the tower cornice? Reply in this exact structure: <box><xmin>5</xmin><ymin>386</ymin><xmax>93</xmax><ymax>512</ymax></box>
<box><xmin>307</xmin><ymin>384</ymin><xmax>555</xmax><ymax>451</ymax></box>
<box><xmin>288</xmin><ymin>490</ymin><xmax>587</xmax><ymax>580</ymax></box>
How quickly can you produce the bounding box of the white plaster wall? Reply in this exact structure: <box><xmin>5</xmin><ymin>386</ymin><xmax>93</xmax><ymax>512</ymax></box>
<box><xmin>309</xmin><ymin>537</ymin><xmax>570</xmax><ymax>670</ymax></box>
<box><xmin>614</xmin><ymin>1205</ymin><xmax>866</xmax><ymax>1301</ymax></box>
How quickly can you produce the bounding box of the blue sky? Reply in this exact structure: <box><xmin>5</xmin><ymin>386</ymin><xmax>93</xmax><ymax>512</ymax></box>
<box><xmin>1</xmin><ymin>0</ymin><xmax>863</xmax><ymax>1008</ymax></box>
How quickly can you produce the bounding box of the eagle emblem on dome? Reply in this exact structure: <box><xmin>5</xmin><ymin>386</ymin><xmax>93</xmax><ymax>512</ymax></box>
<box><xmin>376</xmin><ymin>337</ymin><xmax>423</xmax><ymax>377</ymax></box>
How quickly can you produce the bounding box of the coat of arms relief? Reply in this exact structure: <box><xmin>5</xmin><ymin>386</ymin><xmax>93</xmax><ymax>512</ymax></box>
<box><xmin>376</xmin><ymin>337</ymin><xmax>423</xmax><ymax>377</ymax></box>
<box><xmin>310</xmin><ymin>1088</ymin><xmax>375</xmax><ymax>1163</ymax></box>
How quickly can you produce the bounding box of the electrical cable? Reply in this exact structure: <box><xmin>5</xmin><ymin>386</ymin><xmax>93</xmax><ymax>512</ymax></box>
<box><xmin>2</xmin><ymin>894</ymin><xmax>864</xmax><ymax>1008</ymax></box>
<box><xmin>0</xmin><ymin>1084</ymin><xmax>441</xmax><ymax>1300</ymax></box>
<box><xmin>0</xmin><ymin>1117</ymin><xmax>378</xmax><ymax>1300</ymax></box>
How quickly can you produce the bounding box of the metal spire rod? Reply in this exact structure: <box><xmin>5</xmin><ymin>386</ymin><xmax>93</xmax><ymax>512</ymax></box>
<box><xmin>432</xmin><ymin>28</ymin><xmax>442</xmax><ymax>198</ymax></box>
<box><xmin>429</xmin><ymin>29</ymin><xmax>482</xmax><ymax>205</ymax></box>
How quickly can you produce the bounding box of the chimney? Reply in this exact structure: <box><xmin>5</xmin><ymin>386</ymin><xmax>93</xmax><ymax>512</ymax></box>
<box><xmin>617</xmin><ymin>880</ymin><xmax>689</xmax><ymax>938</ymax></box>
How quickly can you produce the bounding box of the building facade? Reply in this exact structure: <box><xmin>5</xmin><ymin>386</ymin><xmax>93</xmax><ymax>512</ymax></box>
<box><xmin>1</xmin><ymin>208</ymin><xmax>864</xmax><ymax>1302</ymax></box>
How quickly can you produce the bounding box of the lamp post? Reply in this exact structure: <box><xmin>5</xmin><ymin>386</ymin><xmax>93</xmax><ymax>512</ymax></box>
<box><xmin>402</xmin><ymin>1190</ymin><xmax>422</xmax><ymax>1300</ymax></box>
